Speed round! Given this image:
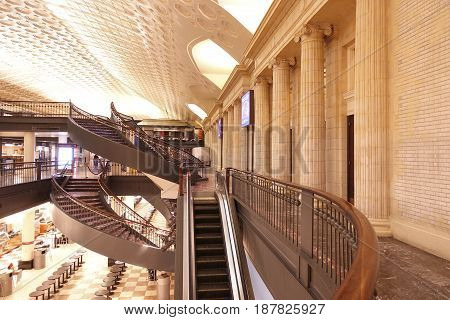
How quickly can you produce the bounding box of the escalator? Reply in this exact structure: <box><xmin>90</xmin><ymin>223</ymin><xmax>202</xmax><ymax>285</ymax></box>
<box><xmin>193</xmin><ymin>196</ymin><xmax>232</xmax><ymax>299</ymax></box>
<box><xmin>176</xmin><ymin>172</ymin><xmax>253</xmax><ymax>300</ymax></box>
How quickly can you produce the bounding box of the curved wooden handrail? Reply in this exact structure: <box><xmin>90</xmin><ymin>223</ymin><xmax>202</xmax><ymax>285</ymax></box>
<box><xmin>110</xmin><ymin>103</ymin><xmax>204</xmax><ymax>169</ymax></box>
<box><xmin>226</xmin><ymin>168</ymin><xmax>379</xmax><ymax>300</ymax></box>
<box><xmin>51</xmin><ymin>176</ymin><xmax>175</xmax><ymax>249</ymax></box>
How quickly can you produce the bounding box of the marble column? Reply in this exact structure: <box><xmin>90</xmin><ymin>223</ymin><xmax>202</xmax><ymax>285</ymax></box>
<box><xmin>253</xmin><ymin>77</ymin><xmax>271</xmax><ymax>176</ymax></box>
<box><xmin>295</xmin><ymin>24</ymin><xmax>331</xmax><ymax>190</ymax></box>
<box><xmin>227</xmin><ymin>105</ymin><xmax>234</xmax><ymax>169</ymax></box>
<box><xmin>233</xmin><ymin>100</ymin><xmax>241</xmax><ymax>170</ymax></box>
<box><xmin>354</xmin><ymin>0</ymin><xmax>390</xmax><ymax>234</ymax></box>
<box><xmin>21</xmin><ymin>209</ymin><xmax>35</xmax><ymax>263</ymax></box>
<box><xmin>270</xmin><ymin>57</ymin><xmax>295</xmax><ymax>181</ymax></box>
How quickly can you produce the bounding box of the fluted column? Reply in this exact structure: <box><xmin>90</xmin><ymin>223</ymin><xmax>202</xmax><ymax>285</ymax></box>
<box><xmin>354</xmin><ymin>0</ymin><xmax>389</xmax><ymax>233</ymax></box>
<box><xmin>270</xmin><ymin>57</ymin><xmax>295</xmax><ymax>181</ymax></box>
<box><xmin>254</xmin><ymin>77</ymin><xmax>271</xmax><ymax>176</ymax></box>
<box><xmin>233</xmin><ymin>100</ymin><xmax>241</xmax><ymax>169</ymax></box>
<box><xmin>227</xmin><ymin>105</ymin><xmax>234</xmax><ymax>169</ymax></box>
<box><xmin>222</xmin><ymin>111</ymin><xmax>228</xmax><ymax>168</ymax></box>
<box><xmin>296</xmin><ymin>24</ymin><xmax>331</xmax><ymax>190</ymax></box>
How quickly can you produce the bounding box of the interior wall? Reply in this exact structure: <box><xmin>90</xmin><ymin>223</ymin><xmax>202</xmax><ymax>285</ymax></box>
<box><xmin>389</xmin><ymin>0</ymin><xmax>450</xmax><ymax>259</ymax></box>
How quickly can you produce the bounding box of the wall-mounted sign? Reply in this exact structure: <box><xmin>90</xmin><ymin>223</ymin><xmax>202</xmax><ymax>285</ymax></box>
<box><xmin>241</xmin><ymin>90</ymin><xmax>254</xmax><ymax>127</ymax></box>
<box><xmin>218</xmin><ymin>117</ymin><xmax>223</xmax><ymax>138</ymax></box>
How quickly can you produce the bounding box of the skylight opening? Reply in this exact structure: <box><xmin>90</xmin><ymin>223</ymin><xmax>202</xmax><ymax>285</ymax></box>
<box><xmin>191</xmin><ymin>39</ymin><xmax>238</xmax><ymax>89</ymax></box>
<box><xmin>217</xmin><ymin>0</ymin><xmax>273</xmax><ymax>33</ymax></box>
<box><xmin>186</xmin><ymin>103</ymin><xmax>207</xmax><ymax>120</ymax></box>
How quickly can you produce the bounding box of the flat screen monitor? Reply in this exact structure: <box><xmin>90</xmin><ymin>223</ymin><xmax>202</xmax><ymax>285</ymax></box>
<box><xmin>241</xmin><ymin>90</ymin><xmax>254</xmax><ymax>127</ymax></box>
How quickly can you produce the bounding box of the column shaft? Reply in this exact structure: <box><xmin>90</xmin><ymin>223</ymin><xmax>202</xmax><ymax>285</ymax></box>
<box><xmin>21</xmin><ymin>209</ymin><xmax>35</xmax><ymax>262</ymax></box>
<box><xmin>23</xmin><ymin>132</ymin><xmax>35</xmax><ymax>162</ymax></box>
<box><xmin>254</xmin><ymin>78</ymin><xmax>271</xmax><ymax>176</ymax></box>
<box><xmin>233</xmin><ymin>101</ymin><xmax>241</xmax><ymax>169</ymax></box>
<box><xmin>271</xmin><ymin>58</ymin><xmax>293</xmax><ymax>181</ymax></box>
<box><xmin>299</xmin><ymin>25</ymin><xmax>328</xmax><ymax>190</ymax></box>
<box><xmin>227</xmin><ymin>106</ymin><xmax>234</xmax><ymax>169</ymax></box>
<box><xmin>354</xmin><ymin>0</ymin><xmax>389</xmax><ymax>229</ymax></box>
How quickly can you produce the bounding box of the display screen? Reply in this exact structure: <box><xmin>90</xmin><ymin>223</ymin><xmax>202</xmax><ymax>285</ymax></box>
<box><xmin>241</xmin><ymin>90</ymin><xmax>253</xmax><ymax>127</ymax></box>
<box><xmin>218</xmin><ymin>117</ymin><xmax>223</xmax><ymax>138</ymax></box>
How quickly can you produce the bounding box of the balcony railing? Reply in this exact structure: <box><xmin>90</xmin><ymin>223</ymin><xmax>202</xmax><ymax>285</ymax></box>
<box><xmin>227</xmin><ymin>168</ymin><xmax>379</xmax><ymax>300</ymax></box>
<box><xmin>0</xmin><ymin>101</ymin><xmax>70</xmax><ymax>117</ymax></box>
<box><xmin>0</xmin><ymin>161</ymin><xmax>69</xmax><ymax>188</ymax></box>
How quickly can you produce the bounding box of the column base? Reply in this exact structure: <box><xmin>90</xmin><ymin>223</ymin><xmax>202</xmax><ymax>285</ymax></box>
<box><xmin>368</xmin><ymin>218</ymin><xmax>392</xmax><ymax>237</ymax></box>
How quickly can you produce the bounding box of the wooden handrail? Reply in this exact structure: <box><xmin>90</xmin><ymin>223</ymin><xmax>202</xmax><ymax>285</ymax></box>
<box><xmin>227</xmin><ymin>168</ymin><xmax>379</xmax><ymax>300</ymax></box>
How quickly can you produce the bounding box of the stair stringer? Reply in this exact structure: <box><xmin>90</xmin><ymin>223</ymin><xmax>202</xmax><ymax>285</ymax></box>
<box><xmin>51</xmin><ymin>196</ymin><xmax>174</xmax><ymax>271</ymax></box>
<box><xmin>67</xmin><ymin>118</ymin><xmax>180</xmax><ymax>183</ymax></box>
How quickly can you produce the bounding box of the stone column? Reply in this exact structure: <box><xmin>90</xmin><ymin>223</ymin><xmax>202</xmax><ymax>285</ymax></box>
<box><xmin>295</xmin><ymin>24</ymin><xmax>331</xmax><ymax>190</ymax></box>
<box><xmin>23</xmin><ymin>132</ymin><xmax>35</xmax><ymax>162</ymax></box>
<box><xmin>270</xmin><ymin>57</ymin><xmax>295</xmax><ymax>181</ymax></box>
<box><xmin>354</xmin><ymin>0</ymin><xmax>390</xmax><ymax>234</ymax></box>
<box><xmin>222</xmin><ymin>111</ymin><xmax>228</xmax><ymax>168</ymax></box>
<box><xmin>21</xmin><ymin>209</ymin><xmax>35</xmax><ymax>264</ymax></box>
<box><xmin>227</xmin><ymin>105</ymin><xmax>234</xmax><ymax>169</ymax></box>
<box><xmin>233</xmin><ymin>100</ymin><xmax>241</xmax><ymax>170</ymax></box>
<box><xmin>253</xmin><ymin>77</ymin><xmax>271</xmax><ymax>176</ymax></box>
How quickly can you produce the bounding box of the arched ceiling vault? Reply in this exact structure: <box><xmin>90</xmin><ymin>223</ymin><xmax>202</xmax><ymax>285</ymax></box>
<box><xmin>0</xmin><ymin>0</ymin><xmax>274</xmax><ymax>120</ymax></box>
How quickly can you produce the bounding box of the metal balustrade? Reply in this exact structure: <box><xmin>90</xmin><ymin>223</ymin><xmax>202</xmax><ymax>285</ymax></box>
<box><xmin>110</xmin><ymin>103</ymin><xmax>204</xmax><ymax>169</ymax></box>
<box><xmin>0</xmin><ymin>101</ymin><xmax>70</xmax><ymax>117</ymax></box>
<box><xmin>227</xmin><ymin>168</ymin><xmax>379</xmax><ymax>299</ymax></box>
<box><xmin>0</xmin><ymin>100</ymin><xmax>204</xmax><ymax>171</ymax></box>
<box><xmin>0</xmin><ymin>161</ymin><xmax>68</xmax><ymax>188</ymax></box>
<box><xmin>98</xmin><ymin>168</ymin><xmax>174</xmax><ymax>250</ymax></box>
<box><xmin>51</xmin><ymin>176</ymin><xmax>174</xmax><ymax>250</ymax></box>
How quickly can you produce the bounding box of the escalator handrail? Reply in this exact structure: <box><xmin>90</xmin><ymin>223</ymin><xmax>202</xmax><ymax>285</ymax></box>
<box><xmin>181</xmin><ymin>172</ymin><xmax>196</xmax><ymax>299</ymax></box>
<box><xmin>215</xmin><ymin>171</ymin><xmax>254</xmax><ymax>300</ymax></box>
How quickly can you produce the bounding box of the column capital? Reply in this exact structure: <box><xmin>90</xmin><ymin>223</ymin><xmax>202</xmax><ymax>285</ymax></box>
<box><xmin>268</xmin><ymin>56</ymin><xmax>296</xmax><ymax>70</ymax></box>
<box><xmin>294</xmin><ymin>23</ymin><xmax>333</xmax><ymax>42</ymax></box>
<box><xmin>253</xmin><ymin>76</ymin><xmax>272</xmax><ymax>87</ymax></box>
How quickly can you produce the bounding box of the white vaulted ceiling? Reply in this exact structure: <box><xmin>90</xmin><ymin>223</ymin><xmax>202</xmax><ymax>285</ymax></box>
<box><xmin>0</xmin><ymin>0</ymin><xmax>271</xmax><ymax>120</ymax></box>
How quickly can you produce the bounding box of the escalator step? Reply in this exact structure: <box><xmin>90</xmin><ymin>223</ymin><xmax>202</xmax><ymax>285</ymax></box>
<box><xmin>195</xmin><ymin>233</ymin><xmax>223</xmax><ymax>244</ymax></box>
<box><xmin>196</xmin><ymin>283</ymin><xmax>231</xmax><ymax>299</ymax></box>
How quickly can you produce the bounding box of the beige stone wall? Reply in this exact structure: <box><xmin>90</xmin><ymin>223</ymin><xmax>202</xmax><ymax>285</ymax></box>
<box><xmin>389</xmin><ymin>0</ymin><xmax>450</xmax><ymax>252</ymax></box>
<box><xmin>202</xmin><ymin>0</ymin><xmax>450</xmax><ymax>258</ymax></box>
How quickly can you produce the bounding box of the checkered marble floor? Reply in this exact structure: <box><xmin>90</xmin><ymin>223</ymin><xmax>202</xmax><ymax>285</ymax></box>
<box><xmin>40</xmin><ymin>250</ymin><xmax>174</xmax><ymax>300</ymax></box>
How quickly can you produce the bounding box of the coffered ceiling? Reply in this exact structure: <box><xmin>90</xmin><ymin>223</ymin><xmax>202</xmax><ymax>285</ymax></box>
<box><xmin>0</xmin><ymin>0</ymin><xmax>272</xmax><ymax>120</ymax></box>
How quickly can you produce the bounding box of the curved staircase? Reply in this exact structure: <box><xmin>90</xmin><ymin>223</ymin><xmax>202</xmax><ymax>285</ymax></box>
<box><xmin>1</xmin><ymin>100</ymin><xmax>203</xmax><ymax>271</ymax></box>
<box><xmin>51</xmin><ymin>176</ymin><xmax>174</xmax><ymax>270</ymax></box>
